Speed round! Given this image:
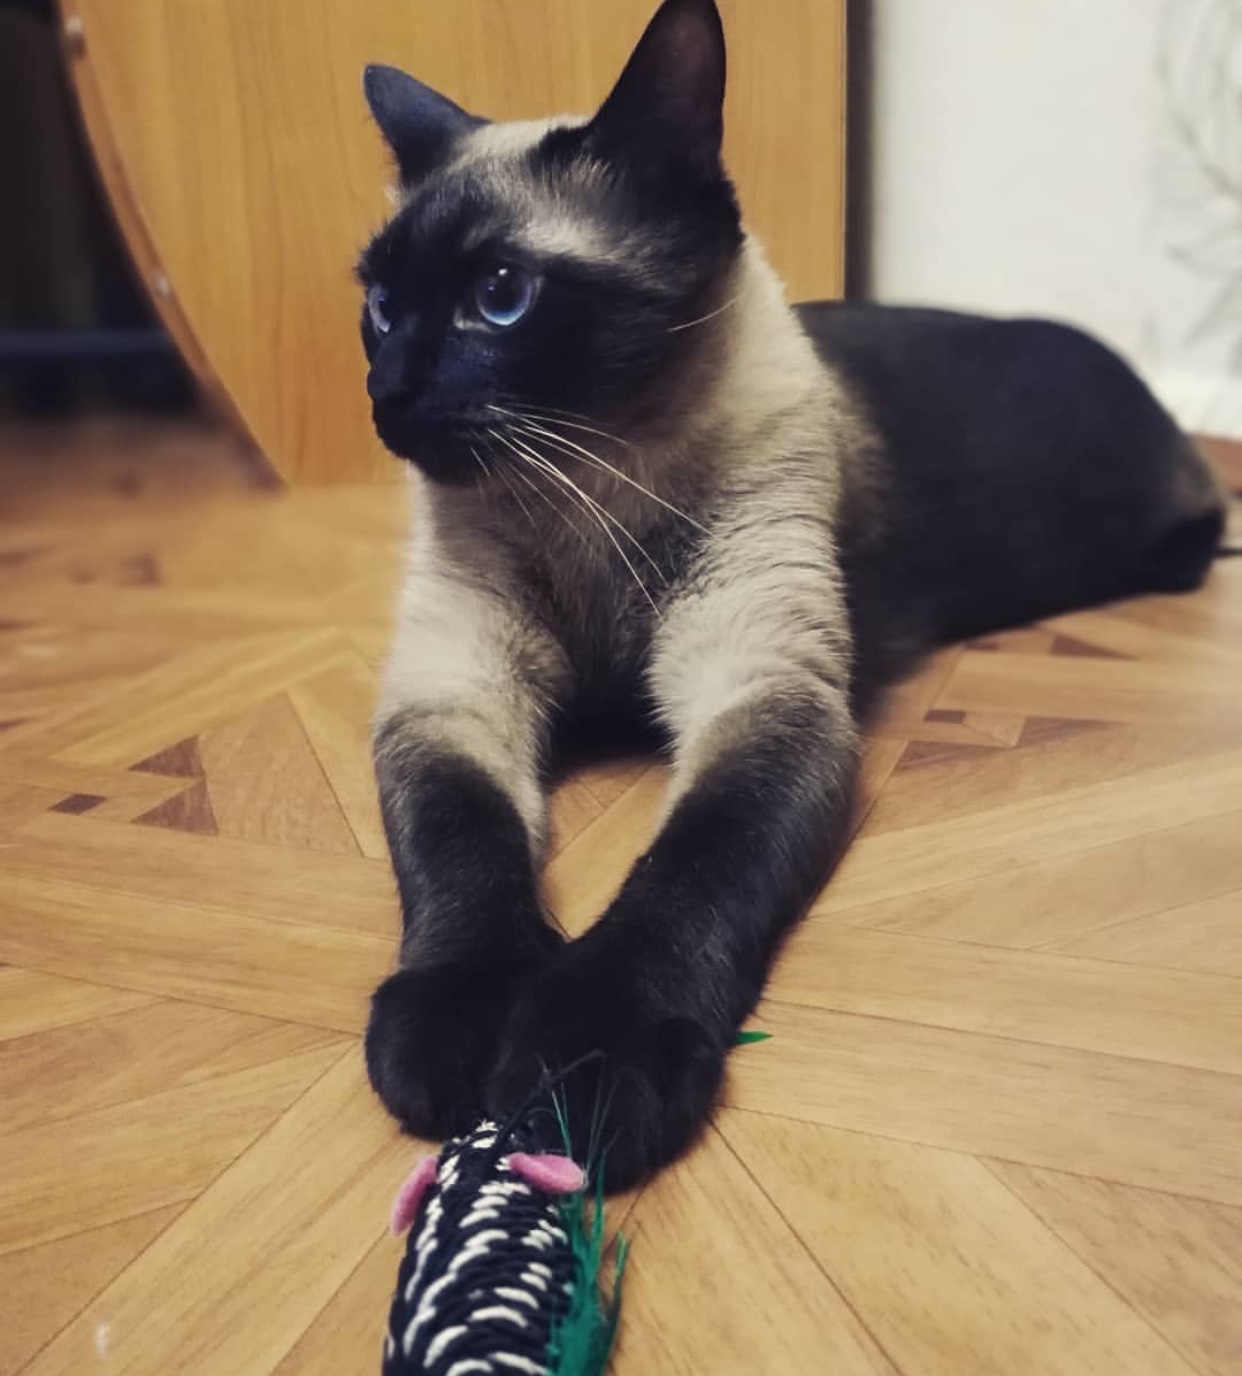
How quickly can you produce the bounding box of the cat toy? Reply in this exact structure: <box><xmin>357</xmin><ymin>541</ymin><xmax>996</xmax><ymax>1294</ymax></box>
<box><xmin>382</xmin><ymin>1099</ymin><xmax>628</xmax><ymax>1376</ymax></box>
<box><xmin>381</xmin><ymin>1033</ymin><xmax>770</xmax><ymax>1373</ymax></box>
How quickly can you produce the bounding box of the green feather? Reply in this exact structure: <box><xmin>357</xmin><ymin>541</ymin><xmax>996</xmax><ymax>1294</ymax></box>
<box><xmin>546</xmin><ymin>1176</ymin><xmax>628</xmax><ymax>1376</ymax></box>
<box><xmin>544</xmin><ymin>1090</ymin><xmax>628</xmax><ymax>1376</ymax></box>
<box><xmin>734</xmin><ymin>1029</ymin><xmax>772</xmax><ymax>1045</ymax></box>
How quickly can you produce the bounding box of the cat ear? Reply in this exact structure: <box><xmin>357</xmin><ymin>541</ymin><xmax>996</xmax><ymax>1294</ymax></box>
<box><xmin>363</xmin><ymin>64</ymin><xmax>484</xmax><ymax>184</ymax></box>
<box><xmin>586</xmin><ymin>0</ymin><xmax>727</xmax><ymax>177</ymax></box>
<box><xmin>506</xmin><ymin>1152</ymin><xmax>587</xmax><ymax>1195</ymax></box>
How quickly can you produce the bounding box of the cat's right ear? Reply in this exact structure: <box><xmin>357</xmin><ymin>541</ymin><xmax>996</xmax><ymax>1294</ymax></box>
<box><xmin>363</xmin><ymin>65</ymin><xmax>484</xmax><ymax>185</ymax></box>
<box><xmin>586</xmin><ymin>0</ymin><xmax>727</xmax><ymax>179</ymax></box>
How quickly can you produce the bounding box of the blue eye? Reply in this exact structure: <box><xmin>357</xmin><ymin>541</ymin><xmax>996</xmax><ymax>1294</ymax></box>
<box><xmin>366</xmin><ymin>284</ymin><xmax>391</xmax><ymax>336</ymax></box>
<box><xmin>474</xmin><ymin>265</ymin><xmax>534</xmax><ymax>328</ymax></box>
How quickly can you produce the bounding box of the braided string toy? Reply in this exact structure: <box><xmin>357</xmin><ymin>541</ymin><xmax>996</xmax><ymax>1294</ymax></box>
<box><xmin>382</xmin><ymin>1110</ymin><xmax>627</xmax><ymax>1376</ymax></box>
<box><xmin>381</xmin><ymin>1036</ymin><xmax>768</xmax><ymax>1371</ymax></box>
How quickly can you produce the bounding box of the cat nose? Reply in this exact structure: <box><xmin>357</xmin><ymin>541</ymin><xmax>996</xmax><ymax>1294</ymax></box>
<box><xmin>367</xmin><ymin>367</ymin><xmax>408</xmax><ymax>405</ymax></box>
<box><xmin>367</xmin><ymin>331</ymin><xmax>419</xmax><ymax>405</ymax></box>
<box><xmin>367</xmin><ymin>354</ymin><xmax>410</xmax><ymax>405</ymax></box>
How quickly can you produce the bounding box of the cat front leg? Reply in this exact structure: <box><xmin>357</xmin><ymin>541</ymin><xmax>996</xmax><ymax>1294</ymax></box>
<box><xmin>366</xmin><ymin>575</ymin><xmax>568</xmax><ymax>1138</ymax></box>
<box><xmin>488</xmin><ymin>549</ymin><xmax>859</xmax><ymax>1188</ymax></box>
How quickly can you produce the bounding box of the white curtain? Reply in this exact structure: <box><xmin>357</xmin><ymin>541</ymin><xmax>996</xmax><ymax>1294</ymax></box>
<box><xmin>1146</xmin><ymin>0</ymin><xmax>1242</xmax><ymax>436</ymax></box>
<box><xmin>866</xmin><ymin>0</ymin><xmax>1242</xmax><ymax>438</ymax></box>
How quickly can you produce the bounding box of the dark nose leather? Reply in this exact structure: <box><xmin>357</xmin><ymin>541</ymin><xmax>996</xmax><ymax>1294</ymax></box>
<box><xmin>367</xmin><ymin>351</ymin><xmax>408</xmax><ymax>404</ymax></box>
<box><xmin>367</xmin><ymin>323</ymin><xmax>424</xmax><ymax>405</ymax></box>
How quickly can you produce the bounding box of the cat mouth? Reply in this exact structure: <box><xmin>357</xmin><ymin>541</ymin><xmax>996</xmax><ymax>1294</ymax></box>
<box><xmin>371</xmin><ymin>401</ymin><xmax>496</xmax><ymax>485</ymax></box>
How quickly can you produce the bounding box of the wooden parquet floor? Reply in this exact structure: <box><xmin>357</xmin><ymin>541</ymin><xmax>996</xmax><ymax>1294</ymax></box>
<box><xmin>2</xmin><ymin>414</ymin><xmax>1242</xmax><ymax>1376</ymax></box>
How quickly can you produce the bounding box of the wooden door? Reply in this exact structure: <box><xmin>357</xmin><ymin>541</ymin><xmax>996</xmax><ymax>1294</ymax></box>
<box><xmin>62</xmin><ymin>1</ymin><xmax>846</xmax><ymax>483</ymax></box>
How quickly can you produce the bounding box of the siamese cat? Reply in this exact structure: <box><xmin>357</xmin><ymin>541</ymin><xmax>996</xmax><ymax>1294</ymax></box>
<box><xmin>357</xmin><ymin>0</ymin><xmax>1226</xmax><ymax>1189</ymax></box>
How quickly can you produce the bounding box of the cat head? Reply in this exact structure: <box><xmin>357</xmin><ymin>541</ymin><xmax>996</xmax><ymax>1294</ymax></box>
<box><xmin>357</xmin><ymin>0</ymin><xmax>742</xmax><ymax>485</ymax></box>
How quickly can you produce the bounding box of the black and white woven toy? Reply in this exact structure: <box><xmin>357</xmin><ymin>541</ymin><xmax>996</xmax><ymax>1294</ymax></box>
<box><xmin>382</xmin><ymin>1116</ymin><xmax>627</xmax><ymax>1376</ymax></box>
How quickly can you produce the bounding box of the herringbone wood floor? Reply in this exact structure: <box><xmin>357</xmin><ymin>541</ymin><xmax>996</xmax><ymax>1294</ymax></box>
<box><xmin>2</xmin><ymin>414</ymin><xmax>1241</xmax><ymax>1376</ymax></box>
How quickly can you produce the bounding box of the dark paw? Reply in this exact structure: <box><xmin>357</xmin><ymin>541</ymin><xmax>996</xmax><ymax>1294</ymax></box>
<box><xmin>486</xmin><ymin>951</ymin><xmax>727</xmax><ymax>1193</ymax></box>
<box><xmin>366</xmin><ymin>951</ymin><xmax>554</xmax><ymax>1140</ymax></box>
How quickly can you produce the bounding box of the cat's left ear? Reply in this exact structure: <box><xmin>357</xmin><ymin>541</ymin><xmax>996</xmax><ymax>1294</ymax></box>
<box><xmin>586</xmin><ymin>0</ymin><xmax>727</xmax><ymax>178</ymax></box>
<box><xmin>363</xmin><ymin>64</ymin><xmax>484</xmax><ymax>185</ymax></box>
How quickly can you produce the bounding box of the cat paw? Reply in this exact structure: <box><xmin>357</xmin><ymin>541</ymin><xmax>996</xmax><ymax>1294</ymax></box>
<box><xmin>486</xmin><ymin>947</ymin><xmax>727</xmax><ymax>1192</ymax></box>
<box><xmin>366</xmin><ymin>950</ymin><xmax>555</xmax><ymax>1140</ymax></box>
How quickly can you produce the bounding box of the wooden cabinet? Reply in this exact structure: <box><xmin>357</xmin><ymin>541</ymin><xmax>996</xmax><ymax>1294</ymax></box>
<box><xmin>63</xmin><ymin>1</ymin><xmax>846</xmax><ymax>482</ymax></box>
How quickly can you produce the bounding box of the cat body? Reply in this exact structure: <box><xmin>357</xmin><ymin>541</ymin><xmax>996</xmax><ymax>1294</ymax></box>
<box><xmin>358</xmin><ymin>0</ymin><xmax>1226</xmax><ymax>1189</ymax></box>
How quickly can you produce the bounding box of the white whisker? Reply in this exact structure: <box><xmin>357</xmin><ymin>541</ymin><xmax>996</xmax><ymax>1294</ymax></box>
<box><xmin>490</xmin><ymin>403</ymin><xmax>634</xmax><ymax>450</ymax></box>
<box><xmin>666</xmin><ymin>293</ymin><xmax>740</xmax><ymax>334</ymax></box>
<box><xmin>486</xmin><ymin>428</ymin><xmax>575</xmax><ymax>538</ymax></box>
<box><xmin>486</xmin><ymin>444</ymin><xmax>537</xmax><ymax>533</ymax></box>
<box><xmin>494</xmin><ymin>400</ymin><xmax>623</xmax><ymax>433</ymax></box>
<box><xmin>510</xmin><ymin>416</ymin><xmax>708</xmax><ymax>534</ymax></box>
<box><xmin>467</xmin><ymin>444</ymin><xmax>490</xmax><ymax>494</ymax></box>
<box><xmin>491</xmin><ymin>428</ymin><xmax>662</xmax><ymax>617</ymax></box>
<box><xmin>493</xmin><ymin>426</ymin><xmax>662</xmax><ymax>570</ymax></box>
<box><xmin>515</xmin><ymin>466</ymin><xmax>596</xmax><ymax>554</ymax></box>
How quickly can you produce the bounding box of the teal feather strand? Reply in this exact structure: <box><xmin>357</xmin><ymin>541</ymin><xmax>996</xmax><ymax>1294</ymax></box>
<box><xmin>544</xmin><ymin>1087</ymin><xmax>628</xmax><ymax>1376</ymax></box>
<box><xmin>546</xmin><ymin>1175</ymin><xmax>628</xmax><ymax>1376</ymax></box>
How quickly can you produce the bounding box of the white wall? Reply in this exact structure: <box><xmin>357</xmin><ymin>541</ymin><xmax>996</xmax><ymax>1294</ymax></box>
<box><xmin>865</xmin><ymin>0</ymin><xmax>1242</xmax><ymax>438</ymax></box>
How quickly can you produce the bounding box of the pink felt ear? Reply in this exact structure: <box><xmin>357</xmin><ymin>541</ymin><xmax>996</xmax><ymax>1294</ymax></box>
<box><xmin>507</xmin><ymin>1151</ymin><xmax>587</xmax><ymax>1194</ymax></box>
<box><xmin>390</xmin><ymin>1154</ymin><xmax>438</xmax><ymax>1236</ymax></box>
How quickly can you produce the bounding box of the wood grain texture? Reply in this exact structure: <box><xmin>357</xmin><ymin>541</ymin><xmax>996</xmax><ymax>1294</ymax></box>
<box><xmin>197</xmin><ymin>694</ymin><xmax>361</xmax><ymax>853</ymax></box>
<box><xmin>822</xmin><ymin>807</ymin><xmax>1242</xmax><ymax>949</ymax></box>
<box><xmin>61</xmin><ymin>0</ymin><xmax>846</xmax><ymax>483</ymax></box>
<box><xmin>24</xmin><ymin>1052</ymin><xmax>411</xmax><ymax>1376</ymax></box>
<box><xmin>616</xmin><ymin>1124</ymin><xmax>897</xmax><ymax>1375</ymax></box>
<box><xmin>0</xmin><ymin>1206</ymin><xmax>183</xmax><ymax>1376</ymax></box>
<box><xmin>0</xmin><ymin>1045</ymin><xmax>343</xmax><ymax>1254</ymax></box>
<box><xmin>0</xmin><ymin>1003</ymin><xmax>342</xmax><ymax>1134</ymax></box>
<box><xmin>4</xmin><ymin>810</ymin><xmax>395</xmax><ymax>934</ymax></box>
<box><xmin>0</xmin><ymin>871</ymin><xmax>390</xmax><ymax>1032</ymax></box>
<box><xmin>767</xmin><ymin>923</ymin><xmax>1242</xmax><ymax>1073</ymax></box>
<box><xmin>1047</xmin><ymin>887</ymin><xmax>1242</xmax><ymax>976</ymax></box>
<box><xmin>721</xmin><ymin>1111</ymin><xmax>1197</xmax><ymax>1376</ymax></box>
<box><xmin>992</xmin><ymin>1164</ymin><xmax>1242</xmax><ymax>1376</ymax></box>
<box><xmin>1</xmin><ymin>414</ymin><xmax>1239</xmax><ymax>1371</ymax></box>
<box><xmin>726</xmin><ymin>1003</ymin><xmax>1242</xmax><ymax>1207</ymax></box>
<box><xmin>288</xmin><ymin>656</ymin><xmax>389</xmax><ymax>859</ymax></box>
<box><xmin>0</xmin><ymin>967</ymin><xmax>154</xmax><ymax>1044</ymax></box>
